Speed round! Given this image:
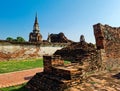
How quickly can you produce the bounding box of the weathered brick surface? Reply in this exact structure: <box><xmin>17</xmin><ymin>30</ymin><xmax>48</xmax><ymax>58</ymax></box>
<box><xmin>26</xmin><ymin>72</ymin><xmax>68</xmax><ymax>91</ymax></box>
<box><xmin>47</xmin><ymin>32</ymin><xmax>72</xmax><ymax>43</ymax></box>
<box><xmin>54</xmin><ymin>41</ymin><xmax>96</xmax><ymax>61</ymax></box>
<box><xmin>0</xmin><ymin>41</ymin><xmax>66</xmax><ymax>61</ymax></box>
<box><xmin>43</xmin><ymin>55</ymin><xmax>64</xmax><ymax>73</ymax></box>
<box><xmin>94</xmin><ymin>23</ymin><xmax>120</xmax><ymax>69</ymax></box>
<box><xmin>54</xmin><ymin>41</ymin><xmax>102</xmax><ymax>71</ymax></box>
<box><xmin>26</xmin><ymin>55</ymin><xmax>83</xmax><ymax>91</ymax></box>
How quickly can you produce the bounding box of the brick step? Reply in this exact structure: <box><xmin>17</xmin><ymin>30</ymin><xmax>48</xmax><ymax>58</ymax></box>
<box><xmin>51</xmin><ymin>66</ymin><xmax>82</xmax><ymax>80</ymax></box>
<box><xmin>26</xmin><ymin>72</ymin><xmax>82</xmax><ymax>91</ymax></box>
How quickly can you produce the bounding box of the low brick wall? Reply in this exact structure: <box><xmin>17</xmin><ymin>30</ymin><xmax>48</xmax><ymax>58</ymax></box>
<box><xmin>0</xmin><ymin>41</ymin><xmax>68</xmax><ymax>61</ymax></box>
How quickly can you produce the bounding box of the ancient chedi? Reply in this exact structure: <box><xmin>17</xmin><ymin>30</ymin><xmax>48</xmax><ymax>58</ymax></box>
<box><xmin>29</xmin><ymin>14</ymin><xmax>42</xmax><ymax>42</ymax></box>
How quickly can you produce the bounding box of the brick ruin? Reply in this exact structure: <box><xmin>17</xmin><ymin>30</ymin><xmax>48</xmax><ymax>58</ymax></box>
<box><xmin>54</xmin><ymin>23</ymin><xmax>120</xmax><ymax>69</ymax></box>
<box><xmin>47</xmin><ymin>32</ymin><xmax>72</xmax><ymax>43</ymax></box>
<box><xmin>54</xmin><ymin>35</ymin><xmax>102</xmax><ymax>71</ymax></box>
<box><xmin>93</xmin><ymin>23</ymin><xmax>120</xmax><ymax>69</ymax></box>
<box><xmin>26</xmin><ymin>23</ymin><xmax>120</xmax><ymax>91</ymax></box>
<box><xmin>26</xmin><ymin>55</ymin><xmax>83</xmax><ymax>91</ymax></box>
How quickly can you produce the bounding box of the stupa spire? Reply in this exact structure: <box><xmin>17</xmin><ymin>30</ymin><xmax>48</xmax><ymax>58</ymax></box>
<box><xmin>33</xmin><ymin>12</ymin><xmax>40</xmax><ymax>33</ymax></box>
<box><xmin>35</xmin><ymin>12</ymin><xmax>38</xmax><ymax>24</ymax></box>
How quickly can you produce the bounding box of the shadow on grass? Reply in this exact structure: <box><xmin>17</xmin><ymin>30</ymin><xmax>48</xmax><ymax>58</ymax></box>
<box><xmin>10</xmin><ymin>86</ymin><xmax>28</xmax><ymax>91</ymax></box>
<box><xmin>0</xmin><ymin>84</ymin><xmax>28</xmax><ymax>91</ymax></box>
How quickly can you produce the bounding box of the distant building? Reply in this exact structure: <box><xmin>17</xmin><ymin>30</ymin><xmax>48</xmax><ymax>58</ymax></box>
<box><xmin>29</xmin><ymin>14</ymin><xmax>42</xmax><ymax>42</ymax></box>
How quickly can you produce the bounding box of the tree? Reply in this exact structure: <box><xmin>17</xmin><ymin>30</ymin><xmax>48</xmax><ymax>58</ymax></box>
<box><xmin>6</xmin><ymin>37</ymin><xmax>14</xmax><ymax>41</ymax></box>
<box><xmin>6</xmin><ymin>36</ymin><xmax>26</xmax><ymax>42</ymax></box>
<box><xmin>16</xmin><ymin>37</ymin><xmax>25</xmax><ymax>42</ymax></box>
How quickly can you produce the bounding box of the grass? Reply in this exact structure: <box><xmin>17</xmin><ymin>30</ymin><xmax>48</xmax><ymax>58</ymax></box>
<box><xmin>0</xmin><ymin>59</ymin><xmax>43</xmax><ymax>74</ymax></box>
<box><xmin>64</xmin><ymin>60</ymin><xmax>71</xmax><ymax>64</ymax></box>
<box><xmin>0</xmin><ymin>84</ymin><xmax>28</xmax><ymax>91</ymax></box>
<box><xmin>0</xmin><ymin>59</ymin><xmax>70</xmax><ymax>74</ymax></box>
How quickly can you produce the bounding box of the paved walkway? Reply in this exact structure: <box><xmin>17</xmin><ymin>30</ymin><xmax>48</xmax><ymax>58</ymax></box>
<box><xmin>0</xmin><ymin>68</ymin><xmax>43</xmax><ymax>88</ymax></box>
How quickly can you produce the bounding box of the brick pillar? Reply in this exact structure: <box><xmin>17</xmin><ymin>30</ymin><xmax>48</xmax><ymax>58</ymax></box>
<box><xmin>43</xmin><ymin>55</ymin><xmax>52</xmax><ymax>73</ymax></box>
<box><xmin>93</xmin><ymin>23</ymin><xmax>105</xmax><ymax>49</ymax></box>
<box><xmin>43</xmin><ymin>55</ymin><xmax>64</xmax><ymax>73</ymax></box>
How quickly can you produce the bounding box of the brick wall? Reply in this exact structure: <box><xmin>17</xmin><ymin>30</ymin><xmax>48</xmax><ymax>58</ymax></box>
<box><xmin>94</xmin><ymin>23</ymin><xmax>120</xmax><ymax>69</ymax></box>
<box><xmin>0</xmin><ymin>41</ymin><xmax>67</xmax><ymax>61</ymax></box>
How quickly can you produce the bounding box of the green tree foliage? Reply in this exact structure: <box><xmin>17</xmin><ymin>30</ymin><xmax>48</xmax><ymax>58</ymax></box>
<box><xmin>6</xmin><ymin>37</ymin><xmax>14</xmax><ymax>41</ymax></box>
<box><xmin>16</xmin><ymin>37</ymin><xmax>25</xmax><ymax>42</ymax></box>
<box><xmin>6</xmin><ymin>37</ymin><xmax>26</xmax><ymax>42</ymax></box>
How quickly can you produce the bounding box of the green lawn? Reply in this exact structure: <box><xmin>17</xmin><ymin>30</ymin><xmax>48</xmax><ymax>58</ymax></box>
<box><xmin>0</xmin><ymin>84</ymin><xmax>28</xmax><ymax>91</ymax></box>
<box><xmin>0</xmin><ymin>59</ymin><xmax>70</xmax><ymax>74</ymax></box>
<box><xmin>0</xmin><ymin>59</ymin><xmax>43</xmax><ymax>74</ymax></box>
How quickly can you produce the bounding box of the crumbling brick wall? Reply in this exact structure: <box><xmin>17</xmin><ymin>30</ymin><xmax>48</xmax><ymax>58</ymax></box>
<box><xmin>94</xmin><ymin>23</ymin><xmax>120</xmax><ymax>69</ymax></box>
<box><xmin>0</xmin><ymin>41</ymin><xmax>67</xmax><ymax>61</ymax></box>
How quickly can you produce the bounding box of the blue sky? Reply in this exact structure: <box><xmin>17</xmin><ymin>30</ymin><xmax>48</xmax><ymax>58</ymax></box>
<box><xmin>0</xmin><ymin>0</ymin><xmax>120</xmax><ymax>43</ymax></box>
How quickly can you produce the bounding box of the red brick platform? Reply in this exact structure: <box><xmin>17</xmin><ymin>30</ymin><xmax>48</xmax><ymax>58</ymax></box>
<box><xmin>0</xmin><ymin>68</ymin><xmax>43</xmax><ymax>88</ymax></box>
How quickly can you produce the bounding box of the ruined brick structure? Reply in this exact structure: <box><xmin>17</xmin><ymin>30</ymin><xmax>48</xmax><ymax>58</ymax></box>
<box><xmin>54</xmin><ymin>35</ymin><xmax>102</xmax><ymax>71</ymax></box>
<box><xmin>93</xmin><ymin>23</ymin><xmax>120</xmax><ymax>69</ymax></box>
<box><xmin>47</xmin><ymin>32</ymin><xmax>72</xmax><ymax>43</ymax></box>
<box><xmin>26</xmin><ymin>55</ymin><xmax>83</xmax><ymax>91</ymax></box>
<box><xmin>54</xmin><ymin>37</ymin><xmax>96</xmax><ymax>61</ymax></box>
<box><xmin>29</xmin><ymin>14</ymin><xmax>42</xmax><ymax>42</ymax></box>
<box><xmin>26</xmin><ymin>23</ymin><xmax>120</xmax><ymax>91</ymax></box>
